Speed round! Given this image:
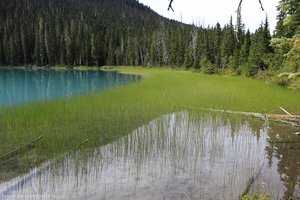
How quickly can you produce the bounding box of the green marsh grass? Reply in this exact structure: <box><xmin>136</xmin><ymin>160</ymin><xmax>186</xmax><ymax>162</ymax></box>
<box><xmin>0</xmin><ymin>67</ymin><xmax>299</xmax><ymax>180</ymax></box>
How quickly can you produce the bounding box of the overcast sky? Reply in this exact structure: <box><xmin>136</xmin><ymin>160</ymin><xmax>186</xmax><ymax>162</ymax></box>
<box><xmin>138</xmin><ymin>0</ymin><xmax>279</xmax><ymax>33</ymax></box>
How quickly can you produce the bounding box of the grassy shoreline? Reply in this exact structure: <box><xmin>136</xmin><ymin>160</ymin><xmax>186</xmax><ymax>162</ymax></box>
<box><xmin>0</xmin><ymin>67</ymin><xmax>300</xmax><ymax>180</ymax></box>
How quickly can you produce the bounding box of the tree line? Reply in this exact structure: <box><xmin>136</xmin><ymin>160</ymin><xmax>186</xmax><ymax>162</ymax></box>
<box><xmin>0</xmin><ymin>0</ymin><xmax>299</xmax><ymax>79</ymax></box>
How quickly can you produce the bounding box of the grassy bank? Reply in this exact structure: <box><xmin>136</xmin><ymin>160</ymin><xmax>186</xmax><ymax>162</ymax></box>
<box><xmin>0</xmin><ymin>67</ymin><xmax>300</xmax><ymax>180</ymax></box>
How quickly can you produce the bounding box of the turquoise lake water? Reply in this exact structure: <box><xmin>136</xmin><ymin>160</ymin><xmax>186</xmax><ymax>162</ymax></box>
<box><xmin>0</xmin><ymin>68</ymin><xmax>140</xmax><ymax>107</ymax></box>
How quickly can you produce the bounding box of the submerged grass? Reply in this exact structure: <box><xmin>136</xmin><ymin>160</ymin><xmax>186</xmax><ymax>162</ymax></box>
<box><xmin>0</xmin><ymin>67</ymin><xmax>299</xmax><ymax>179</ymax></box>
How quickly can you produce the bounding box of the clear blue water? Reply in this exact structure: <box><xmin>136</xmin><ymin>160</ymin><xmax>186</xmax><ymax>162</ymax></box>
<box><xmin>0</xmin><ymin>68</ymin><xmax>140</xmax><ymax>107</ymax></box>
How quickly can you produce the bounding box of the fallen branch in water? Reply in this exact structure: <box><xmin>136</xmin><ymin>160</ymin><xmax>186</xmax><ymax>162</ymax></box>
<box><xmin>269</xmin><ymin>140</ymin><xmax>300</xmax><ymax>144</ymax></box>
<box><xmin>239</xmin><ymin>159</ymin><xmax>266</xmax><ymax>199</ymax></box>
<box><xmin>270</xmin><ymin>112</ymin><xmax>300</xmax><ymax>127</ymax></box>
<box><xmin>180</xmin><ymin>106</ymin><xmax>300</xmax><ymax>127</ymax></box>
<box><xmin>0</xmin><ymin>135</ymin><xmax>44</xmax><ymax>163</ymax></box>
<box><xmin>280</xmin><ymin>107</ymin><xmax>293</xmax><ymax>116</ymax></box>
<box><xmin>239</xmin><ymin>176</ymin><xmax>255</xmax><ymax>199</ymax></box>
<box><xmin>200</xmin><ymin>107</ymin><xmax>267</xmax><ymax>120</ymax></box>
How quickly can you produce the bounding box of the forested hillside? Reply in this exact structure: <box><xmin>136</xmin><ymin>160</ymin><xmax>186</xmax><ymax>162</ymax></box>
<box><xmin>0</xmin><ymin>0</ymin><xmax>263</xmax><ymax>69</ymax></box>
<box><xmin>0</xmin><ymin>0</ymin><xmax>164</xmax><ymax>66</ymax></box>
<box><xmin>0</xmin><ymin>0</ymin><xmax>299</xmax><ymax>86</ymax></box>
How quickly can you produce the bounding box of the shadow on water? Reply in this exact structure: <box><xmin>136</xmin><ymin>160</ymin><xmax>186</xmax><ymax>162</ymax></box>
<box><xmin>0</xmin><ymin>68</ymin><xmax>141</xmax><ymax>107</ymax></box>
<box><xmin>0</xmin><ymin>111</ymin><xmax>299</xmax><ymax>199</ymax></box>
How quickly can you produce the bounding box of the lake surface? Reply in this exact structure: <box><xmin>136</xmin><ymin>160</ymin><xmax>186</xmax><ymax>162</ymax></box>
<box><xmin>0</xmin><ymin>68</ymin><xmax>140</xmax><ymax>107</ymax></box>
<box><xmin>0</xmin><ymin>111</ymin><xmax>299</xmax><ymax>200</ymax></box>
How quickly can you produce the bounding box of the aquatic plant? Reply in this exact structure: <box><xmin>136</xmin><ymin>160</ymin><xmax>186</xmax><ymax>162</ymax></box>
<box><xmin>242</xmin><ymin>192</ymin><xmax>271</xmax><ymax>200</ymax></box>
<box><xmin>0</xmin><ymin>67</ymin><xmax>299</xmax><ymax>182</ymax></box>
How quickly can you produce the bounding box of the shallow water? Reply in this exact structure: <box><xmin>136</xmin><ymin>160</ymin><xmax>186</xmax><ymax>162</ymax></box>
<box><xmin>0</xmin><ymin>112</ymin><xmax>299</xmax><ymax>200</ymax></box>
<box><xmin>0</xmin><ymin>68</ymin><xmax>140</xmax><ymax>107</ymax></box>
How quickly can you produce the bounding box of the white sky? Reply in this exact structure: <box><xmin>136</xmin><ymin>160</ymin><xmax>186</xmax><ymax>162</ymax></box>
<box><xmin>138</xmin><ymin>0</ymin><xmax>279</xmax><ymax>33</ymax></box>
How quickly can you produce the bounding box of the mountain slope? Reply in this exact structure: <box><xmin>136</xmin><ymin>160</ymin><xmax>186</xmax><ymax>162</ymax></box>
<box><xmin>0</xmin><ymin>0</ymin><xmax>173</xmax><ymax>66</ymax></box>
<box><xmin>0</xmin><ymin>0</ymin><xmax>266</xmax><ymax>72</ymax></box>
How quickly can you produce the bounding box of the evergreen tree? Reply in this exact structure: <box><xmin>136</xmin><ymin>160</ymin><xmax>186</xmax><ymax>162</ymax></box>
<box><xmin>248</xmin><ymin>17</ymin><xmax>272</xmax><ymax>76</ymax></box>
<box><xmin>220</xmin><ymin>18</ymin><xmax>236</xmax><ymax>68</ymax></box>
<box><xmin>0</xmin><ymin>0</ymin><xmax>275</xmax><ymax>75</ymax></box>
<box><xmin>275</xmin><ymin>0</ymin><xmax>300</xmax><ymax>37</ymax></box>
<box><xmin>213</xmin><ymin>23</ymin><xmax>222</xmax><ymax>68</ymax></box>
<box><xmin>239</xmin><ymin>30</ymin><xmax>251</xmax><ymax>65</ymax></box>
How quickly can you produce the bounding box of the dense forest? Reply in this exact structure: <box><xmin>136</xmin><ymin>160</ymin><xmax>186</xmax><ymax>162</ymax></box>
<box><xmin>0</xmin><ymin>0</ymin><xmax>299</xmax><ymax>87</ymax></box>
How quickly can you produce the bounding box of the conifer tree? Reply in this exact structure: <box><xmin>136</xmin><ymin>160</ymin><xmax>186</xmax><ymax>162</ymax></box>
<box><xmin>239</xmin><ymin>30</ymin><xmax>251</xmax><ymax>65</ymax></box>
<box><xmin>220</xmin><ymin>18</ymin><xmax>236</xmax><ymax>68</ymax></box>
<box><xmin>248</xmin><ymin>17</ymin><xmax>271</xmax><ymax>76</ymax></box>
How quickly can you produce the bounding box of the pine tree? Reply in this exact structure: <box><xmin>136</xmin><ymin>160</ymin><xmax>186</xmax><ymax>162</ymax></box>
<box><xmin>39</xmin><ymin>17</ymin><xmax>47</xmax><ymax>66</ymax></box>
<box><xmin>213</xmin><ymin>23</ymin><xmax>222</xmax><ymax>68</ymax></box>
<box><xmin>275</xmin><ymin>0</ymin><xmax>300</xmax><ymax>37</ymax></box>
<box><xmin>0</xmin><ymin>38</ymin><xmax>3</xmax><ymax>65</ymax></box>
<box><xmin>248</xmin><ymin>17</ymin><xmax>272</xmax><ymax>76</ymax></box>
<box><xmin>220</xmin><ymin>18</ymin><xmax>236</xmax><ymax>68</ymax></box>
<box><xmin>33</xmin><ymin>24</ymin><xmax>41</xmax><ymax>66</ymax></box>
<box><xmin>20</xmin><ymin>25</ymin><xmax>28</xmax><ymax>65</ymax></box>
<box><xmin>239</xmin><ymin>30</ymin><xmax>251</xmax><ymax>65</ymax></box>
<box><xmin>91</xmin><ymin>34</ymin><xmax>98</xmax><ymax>66</ymax></box>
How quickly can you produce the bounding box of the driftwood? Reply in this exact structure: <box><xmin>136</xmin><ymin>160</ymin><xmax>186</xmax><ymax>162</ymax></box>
<box><xmin>181</xmin><ymin>106</ymin><xmax>300</xmax><ymax>128</ymax></box>
<box><xmin>239</xmin><ymin>160</ymin><xmax>266</xmax><ymax>199</ymax></box>
<box><xmin>280</xmin><ymin>107</ymin><xmax>293</xmax><ymax>116</ymax></box>
<box><xmin>270</xmin><ymin>141</ymin><xmax>300</xmax><ymax>144</ymax></box>
<box><xmin>239</xmin><ymin>176</ymin><xmax>255</xmax><ymax>199</ymax></box>
<box><xmin>199</xmin><ymin>107</ymin><xmax>267</xmax><ymax>119</ymax></box>
<box><xmin>0</xmin><ymin>135</ymin><xmax>44</xmax><ymax>163</ymax></box>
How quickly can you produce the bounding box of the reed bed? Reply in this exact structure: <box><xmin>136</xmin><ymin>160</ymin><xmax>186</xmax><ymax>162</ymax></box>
<box><xmin>0</xmin><ymin>67</ymin><xmax>299</xmax><ymax>181</ymax></box>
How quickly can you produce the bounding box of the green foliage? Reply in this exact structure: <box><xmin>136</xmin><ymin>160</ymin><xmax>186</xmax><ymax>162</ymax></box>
<box><xmin>268</xmin><ymin>72</ymin><xmax>300</xmax><ymax>90</ymax></box>
<box><xmin>270</xmin><ymin>1</ymin><xmax>300</xmax><ymax>85</ymax></box>
<box><xmin>200</xmin><ymin>57</ymin><xmax>215</xmax><ymax>74</ymax></box>
<box><xmin>289</xmin><ymin>79</ymin><xmax>300</xmax><ymax>90</ymax></box>
<box><xmin>243</xmin><ymin>63</ymin><xmax>259</xmax><ymax>77</ymax></box>
<box><xmin>270</xmin><ymin>35</ymin><xmax>300</xmax><ymax>73</ymax></box>
<box><xmin>241</xmin><ymin>192</ymin><xmax>271</xmax><ymax>200</ymax></box>
<box><xmin>220</xmin><ymin>18</ymin><xmax>237</xmax><ymax>68</ymax></box>
<box><xmin>275</xmin><ymin>0</ymin><xmax>300</xmax><ymax>37</ymax></box>
<box><xmin>284</xmin><ymin>35</ymin><xmax>300</xmax><ymax>72</ymax></box>
<box><xmin>228</xmin><ymin>54</ymin><xmax>240</xmax><ymax>72</ymax></box>
<box><xmin>239</xmin><ymin>30</ymin><xmax>251</xmax><ymax>65</ymax></box>
<box><xmin>248</xmin><ymin>19</ymin><xmax>272</xmax><ymax>76</ymax></box>
<box><xmin>269</xmin><ymin>74</ymin><xmax>290</xmax><ymax>86</ymax></box>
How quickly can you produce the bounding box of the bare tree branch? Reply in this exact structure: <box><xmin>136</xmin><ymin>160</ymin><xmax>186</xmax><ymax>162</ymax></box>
<box><xmin>258</xmin><ymin>0</ymin><xmax>264</xmax><ymax>11</ymax></box>
<box><xmin>167</xmin><ymin>1</ymin><xmax>264</xmax><ymax>12</ymax></box>
<box><xmin>168</xmin><ymin>0</ymin><xmax>174</xmax><ymax>12</ymax></box>
<box><xmin>234</xmin><ymin>0</ymin><xmax>264</xmax><ymax>42</ymax></box>
<box><xmin>237</xmin><ymin>0</ymin><xmax>264</xmax><ymax>12</ymax></box>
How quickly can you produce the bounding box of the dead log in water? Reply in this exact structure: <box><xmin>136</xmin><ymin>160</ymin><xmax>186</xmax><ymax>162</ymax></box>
<box><xmin>199</xmin><ymin>108</ymin><xmax>267</xmax><ymax>119</ymax></box>
<box><xmin>238</xmin><ymin>160</ymin><xmax>266</xmax><ymax>199</ymax></box>
<box><xmin>269</xmin><ymin>140</ymin><xmax>300</xmax><ymax>144</ymax></box>
<box><xmin>0</xmin><ymin>135</ymin><xmax>44</xmax><ymax>163</ymax></box>
<box><xmin>180</xmin><ymin>106</ymin><xmax>300</xmax><ymax>127</ymax></box>
<box><xmin>239</xmin><ymin>176</ymin><xmax>255</xmax><ymax>199</ymax></box>
<box><xmin>280</xmin><ymin>107</ymin><xmax>293</xmax><ymax>116</ymax></box>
